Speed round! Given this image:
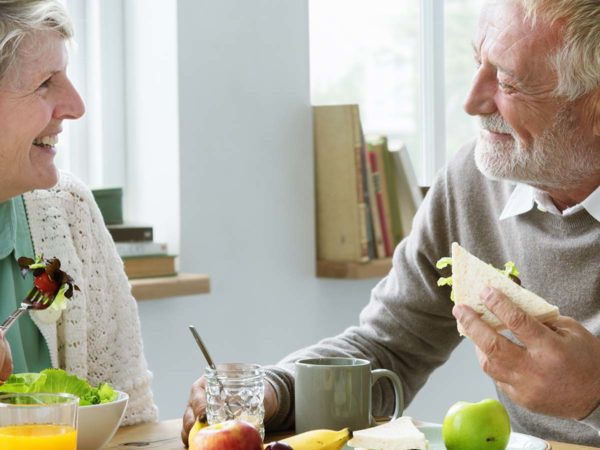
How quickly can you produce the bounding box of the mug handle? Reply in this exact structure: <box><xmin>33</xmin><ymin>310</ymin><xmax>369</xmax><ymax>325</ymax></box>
<box><xmin>370</xmin><ymin>369</ymin><xmax>404</xmax><ymax>425</ymax></box>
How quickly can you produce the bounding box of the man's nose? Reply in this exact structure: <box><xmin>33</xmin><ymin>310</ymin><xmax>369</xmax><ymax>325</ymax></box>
<box><xmin>464</xmin><ymin>65</ymin><xmax>498</xmax><ymax>116</ymax></box>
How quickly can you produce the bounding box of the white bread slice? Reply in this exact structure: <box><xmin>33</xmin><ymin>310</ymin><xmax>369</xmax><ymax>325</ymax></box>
<box><xmin>452</xmin><ymin>242</ymin><xmax>559</xmax><ymax>335</ymax></box>
<box><xmin>347</xmin><ymin>417</ymin><xmax>428</xmax><ymax>450</ymax></box>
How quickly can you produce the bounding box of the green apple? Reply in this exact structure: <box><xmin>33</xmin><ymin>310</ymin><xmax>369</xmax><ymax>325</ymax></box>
<box><xmin>442</xmin><ymin>398</ymin><xmax>511</xmax><ymax>450</ymax></box>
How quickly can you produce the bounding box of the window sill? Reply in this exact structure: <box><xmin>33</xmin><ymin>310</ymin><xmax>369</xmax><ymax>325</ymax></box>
<box><xmin>317</xmin><ymin>259</ymin><xmax>392</xmax><ymax>279</ymax></box>
<box><xmin>130</xmin><ymin>273</ymin><xmax>210</xmax><ymax>300</ymax></box>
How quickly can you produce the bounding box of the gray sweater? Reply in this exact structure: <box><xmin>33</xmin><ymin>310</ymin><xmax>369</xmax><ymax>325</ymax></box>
<box><xmin>264</xmin><ymin>140</ymin><xmax>600</xmax><ymax>445</ymax></box>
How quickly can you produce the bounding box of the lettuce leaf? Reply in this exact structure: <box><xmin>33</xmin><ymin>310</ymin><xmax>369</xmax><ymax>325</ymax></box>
<box><xmin>435</xmin><ymin>256</ymin><xmax>521</xmax><ymax>303</ymax></box>
<box><xmin>0</xmin><ymin>369</ymin><xmax>117</xmax><ymax>405</ymax></box>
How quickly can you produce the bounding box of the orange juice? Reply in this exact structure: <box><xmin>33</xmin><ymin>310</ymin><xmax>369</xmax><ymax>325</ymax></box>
<box><xmin>0</xmin><ymin>424</ymin><xmax>77</xmax><ymax>450</ymax></box>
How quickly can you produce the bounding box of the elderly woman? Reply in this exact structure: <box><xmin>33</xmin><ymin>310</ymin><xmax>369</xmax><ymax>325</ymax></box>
<box><xmin>0</xmin><ymin>0</ymin><xmax>157</xmax><ymax>424</ymax></box>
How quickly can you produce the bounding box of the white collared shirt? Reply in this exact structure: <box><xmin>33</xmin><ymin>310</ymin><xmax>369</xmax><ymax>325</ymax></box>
<box><xmin>500</xmin><ymin>183</ymin><xmax>600</xmax><ymax>222</ymax></box>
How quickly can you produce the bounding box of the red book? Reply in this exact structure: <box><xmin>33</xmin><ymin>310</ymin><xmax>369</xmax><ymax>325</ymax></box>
<box><xmin>367</xmin><ymin>150</ymin><xmax>393</xmax><ymax>257</ymax></box>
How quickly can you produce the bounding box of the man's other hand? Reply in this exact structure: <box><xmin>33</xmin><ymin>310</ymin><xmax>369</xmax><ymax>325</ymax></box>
<box><xmin>181</xmin><ymin>375</ymin><xmax>279</xmax><ymax>447</ymax></box>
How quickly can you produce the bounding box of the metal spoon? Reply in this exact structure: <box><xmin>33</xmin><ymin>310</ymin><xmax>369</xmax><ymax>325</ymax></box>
<box><xmin>188</xmin><ymin>325</ymin><xmax>234</xmax><ymax>420</ymax></box>
<box><xmin>189</xmin><ymin>325</ymin><xmax>217</xmax><ymax>371</ymax></box>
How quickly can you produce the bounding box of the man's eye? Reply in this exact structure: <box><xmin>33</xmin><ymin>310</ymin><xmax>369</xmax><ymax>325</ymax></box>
<box><xmin>498</xmin><ymin>81</ymin><xmax>517</xmax><ymax>93</ymax></box>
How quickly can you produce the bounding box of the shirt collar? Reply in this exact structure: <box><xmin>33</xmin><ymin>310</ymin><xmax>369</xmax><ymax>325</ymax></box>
<box><xmin>0</xmin><ymin>198</ymin><xmax>17</xmax><ymax>259</ymax></box>
<box><xmin>500</xmin><ymin>183</ymin><xmax>600</xmax><ymax>222</ymax></box>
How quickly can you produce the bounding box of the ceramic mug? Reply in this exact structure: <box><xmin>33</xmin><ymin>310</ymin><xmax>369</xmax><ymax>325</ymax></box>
<box><xmin>294</xmin><ymin>357</ymin><xmax>404</xmax><ymax>432</ymax></box>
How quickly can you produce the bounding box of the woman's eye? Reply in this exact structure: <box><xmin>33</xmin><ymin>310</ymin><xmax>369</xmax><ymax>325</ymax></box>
<box><xmin>37</xmin><ymin>77</ymin><xmax>51</xmax><ymax>91</ymax></box>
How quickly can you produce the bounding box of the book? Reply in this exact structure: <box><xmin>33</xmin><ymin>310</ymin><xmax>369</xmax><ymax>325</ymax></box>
<box><xmin>313</xmin><ymin>104</ymin><xmax>370</xmax><ymax>263</ymax></box>
<box><xmin>359</xmin><ymin>130</ymin><xmax>376</xmax><ymax>260</ymax></box>
<box><xmin>115</xmin><ymin>242</ymin><xmax>168</xmax><ymax>258</ymax></box>
<box><xmin>122</xmin><ymin>255</ymin><xmax>177</xmax><ymax>279</ymax></box>
<box><xmin>107</xmin><ymin>224</ymin><xmax>153</xmax><ymax>243</ymax></box>
<box><xmin>367</xmin><ymin>144</ymin><xmax>393</xmax><ymax>258</ymax></box>
<box><xmin>379</xmin><ymin>138</ymin><xmax>404</xmax><ymax>247</ymax></box>
<box><xmin>389</xmin><ymin>143</ymin><xmax>424</xmax><ymax>237</ymax></box>
<box><xmin>369</xmin><ymin>138</ymin><xmax>395</xmax><ymax>256</ymax></box>
<box><xmin>92</xmin><ymin>187</ymin><xmax>123</xmax><ymax>225</ymax></box>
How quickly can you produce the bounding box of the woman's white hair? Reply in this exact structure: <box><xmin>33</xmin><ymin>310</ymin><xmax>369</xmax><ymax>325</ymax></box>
<box><xmin>517</xmin><ymin>0</ymin><xmax>600</xmax><ymax>100</ymax></box>
<box><xmin>0</xmin><ymin>0</ymin><xmax>72</xmax><ymax>82</ymax></box>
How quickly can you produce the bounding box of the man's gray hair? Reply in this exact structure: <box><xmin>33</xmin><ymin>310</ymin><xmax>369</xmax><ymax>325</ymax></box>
<box><xmin>517</xmin><ymin>0</ymin><xmax>600</xmax><ymax>100</ymax></box>
<box><xmin>0</xmin><ymin>0</ymin><xmax>73</xmax><ymax>83</ymax></box>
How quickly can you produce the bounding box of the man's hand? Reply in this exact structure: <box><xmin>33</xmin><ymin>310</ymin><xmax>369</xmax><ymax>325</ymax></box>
<box><xmin>453</xmin><ymin>286</ymin><xmax>600</xmax><ymax>420</ymax></box>
<box><xmin>0</xmin><ymin>331</ymin><xmax>12</xmax><ymax>382</ymax></box>
<box><xmin>181</xmin><ymin>375</ymin><xmax>279</xmax><ymax>447</ymax></box>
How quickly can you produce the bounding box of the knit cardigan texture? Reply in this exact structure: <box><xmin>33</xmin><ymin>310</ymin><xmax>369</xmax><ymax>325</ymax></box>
<box><xmin>265</xmin><ymin>140</ymin><xmax>600</xmax><ymax>445</ymax></box>
<box><xmin>22</xmin><ymin>172</ymin><xmax>158</xmax><ymax>425</ymax></box>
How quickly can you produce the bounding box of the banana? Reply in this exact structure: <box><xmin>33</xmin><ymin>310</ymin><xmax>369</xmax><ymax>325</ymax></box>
<box><xmin>188</xmin><ymin>417</ymin><xmax>209</xmax><ymax>449</ymax></box>
<box><xmin>269</xmin><ymin>427</ymin><xmax>352</xmax><ymax>450</ymax></box>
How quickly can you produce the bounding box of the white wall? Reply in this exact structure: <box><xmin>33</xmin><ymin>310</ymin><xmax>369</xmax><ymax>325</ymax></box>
<box><xmin>136</xmin><ymin>0</ymin><xmax>496</xmax><ymax>424</ymax></box>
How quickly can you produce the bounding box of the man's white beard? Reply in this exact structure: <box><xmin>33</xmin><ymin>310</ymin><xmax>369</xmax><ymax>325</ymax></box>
<box><xmin>474</xmin><ymin>109</ymin><xmax>600</xmax><ymax>189</ymax></box>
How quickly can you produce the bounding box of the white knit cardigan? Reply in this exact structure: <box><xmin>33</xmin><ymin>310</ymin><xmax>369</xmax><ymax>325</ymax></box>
<box><xmin>22</xmin><ymin>172</ymin><xmax>158</xmax><ymax>425</ymax></box>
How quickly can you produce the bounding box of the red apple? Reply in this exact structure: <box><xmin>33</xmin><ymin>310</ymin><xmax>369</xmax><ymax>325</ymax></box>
<box><xmin>190</xmin><ymin>420</ymin><xmax>263</xmax><ymax>450</ymax></box>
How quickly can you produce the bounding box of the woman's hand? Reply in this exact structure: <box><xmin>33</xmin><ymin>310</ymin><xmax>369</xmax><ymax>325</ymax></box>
<box><xmin>0</xmin><ymin>331</ymin><xmax>13</xmax><ymax>381</ymax></box>
<box><xmin>181</xmin><ymin>375</ymin><xmax>279</xmax><ymax>447</ymax></box>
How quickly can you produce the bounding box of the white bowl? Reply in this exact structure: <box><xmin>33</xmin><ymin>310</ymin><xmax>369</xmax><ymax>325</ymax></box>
<box><xmin>77</xmin><ymin>390</ymin><xmax>129</xmax><ymax>450</ymax></box>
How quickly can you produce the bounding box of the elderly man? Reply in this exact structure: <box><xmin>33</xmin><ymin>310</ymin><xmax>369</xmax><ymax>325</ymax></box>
<box><xmin>183</xmin><ymin>0</ymin><xmax>600</xmax><ymax>445</ymax></box>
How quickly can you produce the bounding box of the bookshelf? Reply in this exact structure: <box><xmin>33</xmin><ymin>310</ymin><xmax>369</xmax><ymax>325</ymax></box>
<box><xmin>317</xmin><ymin>259</ymin><xmax>392</xmax><ymax>279</ymax></box>
<box><xmin>130</xmin><ymin>273</ymin><xmax>210</xmax><ymax>300</ymax></box>
<box><xmin>313</xmin><ymin>104</ymin><xmax>424</xmax><ymax>280</ymax></box>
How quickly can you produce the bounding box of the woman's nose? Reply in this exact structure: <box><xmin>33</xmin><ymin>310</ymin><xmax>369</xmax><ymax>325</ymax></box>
<box><xmin>54</xmin><ymin>77</ymin><xmax>85</xmax><ymax>121</ymax></box>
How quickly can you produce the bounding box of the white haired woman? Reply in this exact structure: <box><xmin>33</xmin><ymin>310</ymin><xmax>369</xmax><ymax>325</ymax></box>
<box><xmin>0</xmin><ymin>0</ymin><xmax>157</xmax><ymax>424</ymax></box>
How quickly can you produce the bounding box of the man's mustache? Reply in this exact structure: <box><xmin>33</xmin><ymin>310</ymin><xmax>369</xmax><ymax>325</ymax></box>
<box><xmin>479</xmin><ymin>113</ymin><xmax>514</xmax><ymax>134</ymax></box>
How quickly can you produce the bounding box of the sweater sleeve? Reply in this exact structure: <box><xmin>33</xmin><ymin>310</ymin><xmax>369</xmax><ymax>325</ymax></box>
<box><xmin>264</xmin><ymin>162</ymin><xmax>464</xmax><ymax>431</ymax></box>
<box><xmin>70</xmin><ymin>176</ymin><xmax>158</xmax><ymax>425</ymax></box>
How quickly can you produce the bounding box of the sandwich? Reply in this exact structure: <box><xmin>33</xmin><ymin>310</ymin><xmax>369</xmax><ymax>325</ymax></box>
<box><xmin>347</xmin><ymin>417</ymin><xmax>428</xmax><ymax>450</ymax></box>
<box><xmin>438</xmin><ymin>242</ymin><xmax>559</xmax><ymax>335</ymax></box>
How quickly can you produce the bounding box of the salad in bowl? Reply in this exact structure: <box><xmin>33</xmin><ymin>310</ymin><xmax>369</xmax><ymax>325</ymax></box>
<box><xmin>0</xmin><ymin>369</ymin><xmax>128</xmax><ymax>450</ymax></box>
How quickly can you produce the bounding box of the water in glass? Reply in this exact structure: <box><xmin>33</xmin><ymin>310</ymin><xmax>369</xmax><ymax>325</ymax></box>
<box><xmin>205</xmin><ymin>363</ymin><xmax>265</xmax><ymax>439</ymax></box>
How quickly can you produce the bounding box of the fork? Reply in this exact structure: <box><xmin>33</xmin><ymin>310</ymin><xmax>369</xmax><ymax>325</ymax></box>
<box><xmin>0</xmin><ymin>289</ymin><xmax>56</xmax><ymax>332</ymax></box>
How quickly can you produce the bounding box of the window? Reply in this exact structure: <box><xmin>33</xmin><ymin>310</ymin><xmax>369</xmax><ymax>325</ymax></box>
<box><xmin>309</xmin><ymin>0</ymin><xmax>485</xmax><ymax>185</ymax></box>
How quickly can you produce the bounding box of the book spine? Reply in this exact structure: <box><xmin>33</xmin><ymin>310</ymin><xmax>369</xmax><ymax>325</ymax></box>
<box><xmin>381</xmin><ymin>140</ymin><xmax>403</xmax><ymax>246</ymax></box>
<box><xmin>373</xmin><ymin>141</ymin><xmax>394</xmax><ymax>256</ymax></box>
<box><xmin>365</xmin><ymin>144</ymin><xmax>386</xmax><ymax>259</ymax></box>
<box><xmin>115</xmin><ymin>242</ymin><xmax>168</xmax><ymax>258</ymax></box>
<box><xmin>398</xmin><ymin>143</ymin><xmax>424</xmax><ymax>207</ymax></box>
<box><xmin>350</xmin><ymin>106</ymin><xmax>370</xmax><ymax>262</ymax></box>
<box><xmin>108</xmin><ymin>226</ymin><xmax>153</xmax><ymax>242</ymax></box>
<box><xmin>368</xmin><ymin>149</ymin><xmax>393</xmax><ymax>257</ymax></box>
<box><xmin>359</xmin><ymin>133</ymin><xmax>376</xmax><ymax>260</ymax></box>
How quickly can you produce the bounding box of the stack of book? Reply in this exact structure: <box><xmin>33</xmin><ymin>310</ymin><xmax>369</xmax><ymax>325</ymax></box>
<box><xmin>314</xmin><ymin>104</ymin><xmax>423</xmax><ymax>263</ymax></box>
<box><xmin>107</xmin><ymin>225</ymin><xmax>176</xmax><ymax>279</ymax></box>
<box><xmin>92</xmin><ymin>188</ymin><xmax>177</xmax><ymax>279</ymax></box>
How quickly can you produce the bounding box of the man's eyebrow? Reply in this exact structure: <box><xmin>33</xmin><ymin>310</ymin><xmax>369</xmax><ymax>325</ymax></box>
<box><xmin>470</xmin><ymin>41</ymin><xmax>520</xmax><ymax>80</ymax></box>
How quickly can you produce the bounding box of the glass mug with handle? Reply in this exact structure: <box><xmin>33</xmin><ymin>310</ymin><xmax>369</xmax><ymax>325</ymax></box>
<box><xmin>295</xmin><ymin>357</ymin><xmax>404</xmax><ymax>433</ymax></box>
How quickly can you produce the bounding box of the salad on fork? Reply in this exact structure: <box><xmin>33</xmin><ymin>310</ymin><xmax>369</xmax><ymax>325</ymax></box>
<box><xmin>0</xmin><ymin>256</ymin><xmax>79</xmax><ymax>332</ymax></box>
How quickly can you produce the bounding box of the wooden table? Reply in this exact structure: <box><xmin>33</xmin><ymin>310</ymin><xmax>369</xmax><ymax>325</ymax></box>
<box><xmin>106</xmin><ymin>418</ymin><xmax>600</xmax><ymax>450</ymax></box>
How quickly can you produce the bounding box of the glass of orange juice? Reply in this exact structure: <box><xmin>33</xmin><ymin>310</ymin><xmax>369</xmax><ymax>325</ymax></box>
<box><xmin>0</xmin><ymin>393</ymin><xmax>78</xmax><ymax>450</ymax></box>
